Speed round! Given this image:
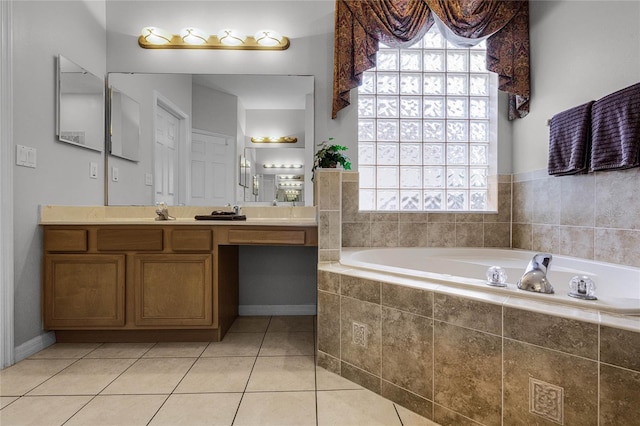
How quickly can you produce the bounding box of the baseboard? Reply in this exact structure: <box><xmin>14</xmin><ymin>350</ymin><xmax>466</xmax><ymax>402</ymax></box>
<box><xmin>238</xmin><ymin>304</ymin><xmax>317</xmax><ymax>316</ymax></box>
<box><xmin>14</xmin><ymin>331</ymin><xmax>56</xmax><ymax>362</ymax></box>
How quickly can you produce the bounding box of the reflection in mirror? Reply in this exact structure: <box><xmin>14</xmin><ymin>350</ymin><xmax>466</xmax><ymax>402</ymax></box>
<box><xmin>105</xmin><ymin>73</ymin><xmax>314</xmax><ymax>206</ymax></box>
<box><xmin>56</xmin><ymin>55</ymin><xmax>104</xmax><ymax>152</ymax></box>
<box><xmin>244</xmin><ymin>147</ymin><xmax>305</xmax><ymax>204</ymax></box>
<box><xmin>109</xmin><ymin>87</ymin><xmax>141</xmax><ymax>161</ymax></box>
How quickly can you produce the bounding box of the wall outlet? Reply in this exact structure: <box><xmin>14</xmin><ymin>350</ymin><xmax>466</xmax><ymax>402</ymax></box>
<box><xmin>16</xmin><ymin>145</ymin><xmax>37</xmax><ymax>168</ymax></box>
<box><xmin>89</xmin><ymin>162</ymin><xmax>98</xmax><ymax>179</ymax></box>
<box><xmin>112</xmin><ymin>167</ymin><xmax>119</xmax><ymax>182</ymax></box>
<box><xmin>145</xmin><ymin>173</ymin><xmax>153</xmax><ymax>186</ymax></box>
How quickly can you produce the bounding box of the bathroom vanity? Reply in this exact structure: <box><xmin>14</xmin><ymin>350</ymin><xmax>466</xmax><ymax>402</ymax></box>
<box><xmin>39</xmin><ymin>206</ymin><xmax>317</xmax><ymax>342</ymax></box>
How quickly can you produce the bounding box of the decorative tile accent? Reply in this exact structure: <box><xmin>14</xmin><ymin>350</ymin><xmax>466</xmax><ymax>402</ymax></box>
<box><xmin>529</xmin><ymin>377</ymin><xmax>564</xmax><ymax>424</ymax></box>
<box><xmin>340</xmin><ymin>297</ymin><xmax>381</xmax><ymax>376</ymax></box>
<box><xmin>352</xmin><ymin>321</ymin><xmax>367</xmax><ymax>347</ymax></box>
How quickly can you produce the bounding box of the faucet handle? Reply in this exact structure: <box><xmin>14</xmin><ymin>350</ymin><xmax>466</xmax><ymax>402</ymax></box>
<box><xmin>569</xmin><ymin>276</ymin><xmax>597</xmax><ymax>300</ymax></box>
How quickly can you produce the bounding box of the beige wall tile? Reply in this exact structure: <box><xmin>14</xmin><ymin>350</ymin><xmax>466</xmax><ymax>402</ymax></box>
<box><xmin>371</xmin><ymin>212</ymin><xmax>399</xmax><ymax>222</ymax></box>
<box><xmin>318</xmin><ymin>291</ymin><xmax>341</xmax><ymax>358</ymax></box>
<box><xmin>381</xmin><ymin>282</ymin><xmax>433</xmax><ymax>317</ymax></box>
<box><xmin>433</xmin><ymin>404</ymin><xmax>483</xmax><ymax>426</ymax></box>
<box><xmin>318</xmin><ymin>270</ymin><xmax>340</xmax><ymax>294</ymax></box>
<box><xmin>342</xmin><ymin>222</ymin><xmax>371</xmax><ymax>247</ymax></box>
<box><xmin>340</xmin><ymin>362</ymin><xmax>381</xmax><ymax>394</ymax></box>
<box><xmin>455</xmin><ymin>213</ymin><xmax>483</xmax><ymax>223</ymax></box>
<box><xmin>532</xmin><ymin>177</ymin><xmax>561</xmax><ymax>225</ymax></box>
<box><xmin>427</xmin><ymin>223</ymin><xmax>456</xmax><ymax>248</ymax></box>
<box><xmin>560</xmin><ymin>174</ymin><xmax>595</xmax><ymax>226</ymax></box>
<box><xmin>433</xmin><ymin>322</ymin><xmax>502</xmax><ymax>425</ymax></box>
<box><xmin>341</xmin><ymin>275</ymin><xmax>381</xmax><ymax>304</ymax></box>
<box><xmin>511</xmin><ymin>223</ymin><xmax>532</xmax><ymax>250</ymax></box>
<box><xmin>319</xmin><ymin>249</ymin><xmax>341</xmax><ymax>262</ymax></box>
<box><xmin>315</xmin><ymin>170</ymin><xmax>342</xmax><ymax>210</ymax></box>
<box><xmin>434</xmin><ymin>294</ymin><xmax>501</xmax><ymax>335</ymax></box>
<box><xmin>503</xmin><ymin>340</ymin><xmax>598</xmax><ymax>426</ymax></box>
<box><xmin>595</xmin><ymin>167</ymin><xmax>640</xmax><ymax>230</ymax></box>
<box><xmin>455</xmin><ymin>223</ymin><xmax>484</xmax><ymax>247</ymax></box>
<box><xmin>558</xmin><ymin>226</ymin><xmax>595</xmax><ymax>259</ymax></box>
<box><xmin>342</xmin><ymin>181</ymin><xmax>370</xmax><ymax>223</ymax></box>
<box><xmin>504</xmin><ymin>308</ymin><xmax>598</xmax><ymax>359</ymax></box>
<box><xmin>371</xmin><ymin>222</ymin><xmax>399</xmax><ymax>247</ymax></box>
<box><xmin>319</xmin><ymin>211</ymin><xmax>341</xmax><ymax>250</ymax></box>
<box><xmin>483</xmin><ymin>222</ymin><xmax>511</xmax><ymax>247</ymax></box>
<box><xmin>399</xmin><ymin>212</ymin><xmax>430</xmax><ymax>222</ymax></box>
<box><xmin>317</xmin><ymin>351</ymin><xmax>341</xmax><ymax>376</ymax></box>
<box><xmin>381</xmin><ymin>380</ymin><xmax>434</xmax><ymax>420</ymax></box>
<box><xmin>512</xmin><ymin>180</ymin><xmax>532</xmax><ymax>224</ymax></box>
<box><xmin>532</xmin><ymin>224</ymin><xmax>559</xmax><ymax>253</ymax></box>
<box><xmin>599</xmin><ymin>364</ymin><xmax>640</xmax><ymax>425</ymax></box>
<box><xmin>595</xmin><ymin>228</ymin><xmax>640</xmax><ymax>268</ymax></box>
<box><xmin>484</xmin><ymin>182</ymin><xmax>512</xmax><ymax>223</ymax></box>
<box><xmin>382</xmin><ymin>308</ymin><xmax>433</xmax><ymax>399</ymax></box>
<box><xmin>340</xmin><ymin>297</ymin><xmax>382</xmax><ymax>376</ymax></box>
<box><xmin>428</xmin><ymin>213</ymin><xmax>456</xmax><ymax>223</ymax></box>
<box><xmin>600</xmin><ymin>326</ymin><xmax>640</xmax><ymax>372</ymax></box>
<box><xmin>399</xmin><ymin>222</ymin><xmax>429</xmax><ymax>247</ymax></box>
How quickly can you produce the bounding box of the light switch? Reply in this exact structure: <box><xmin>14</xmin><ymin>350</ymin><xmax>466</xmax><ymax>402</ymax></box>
<box><xmin>145</xmin><ymin>173</ymin><xmax>153</xmax><ymax>186</ymax></box>
<box><xmin>112</xmin><ymin>167</ymin><xmax>119</xmax><ymax>182</ymax></box>
<box><xmin>90</xmin><ymin>162</ymin><xmax>98</xmax><ymax>179</ymax></box>
<box><xmin>16</xmin><ymin>145</ymin><xmax>37</xmax><ymax>168</ymax></box>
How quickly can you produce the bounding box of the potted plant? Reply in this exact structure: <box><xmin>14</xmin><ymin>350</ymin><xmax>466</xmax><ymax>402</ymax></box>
<box><xmin>312</xmin><ymin>138</ymin><xmax>351</xmax><ymax>180</ymax></box>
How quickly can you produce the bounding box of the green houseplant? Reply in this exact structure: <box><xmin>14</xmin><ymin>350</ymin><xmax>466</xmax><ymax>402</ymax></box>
<box><xmin>312</xmin><ymin>138</ymin><xmax>351</xmax><ymax>180</ymax></box>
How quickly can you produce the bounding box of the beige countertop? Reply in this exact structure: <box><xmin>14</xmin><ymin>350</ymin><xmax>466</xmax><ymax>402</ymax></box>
<box><xmin>39</xmin><ymin>205</ymin><xmax>317</xmax><ymax>227</ymax></box>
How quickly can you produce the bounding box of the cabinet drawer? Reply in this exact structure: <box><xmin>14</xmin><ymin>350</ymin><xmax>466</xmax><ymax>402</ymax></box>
<box><xmin>97</xmin><ymin>229</ymin><xmax>163</xmax><ymax>251</ymax></box>
<box><xmin>44</xmin><ymin>229</ymin><xmax>88</xmax><ymax>252</ymax></box>
<box><xmin>171</xmin><ymin>229</ymin><xmax>212</xmax><ymax>251</ymax></box>
<box><xmin>227</xmin><ymin>229</ymin><xmax>306</xmax><ymax>245</ymax></box>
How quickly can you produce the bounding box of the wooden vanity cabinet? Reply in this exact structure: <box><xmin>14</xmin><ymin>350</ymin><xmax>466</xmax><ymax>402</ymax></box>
<box><xmin>42</xmin><ymin>225</ymin><xmax>217</xmax><ymax>337</ymax></box>
<box><xmin>41</xmin><ymin>223</ymin><xmax>317</xmax><ymax>342</ymax></box>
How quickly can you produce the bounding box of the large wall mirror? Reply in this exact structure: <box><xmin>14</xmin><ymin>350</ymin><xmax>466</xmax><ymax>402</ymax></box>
<box><xmin>56</xmin><ymin>55</ymin><xmax>104</xmax><ymax>152</ymax></box>
<box><xmin>105</xmin><ymin>73</ymin><xmax>314</xmax><ymax>207</ymax></box>
<box><xmin>109</xmin><ymin>86</ymin><xmax>141</xmax><ymax>162</ymax></box>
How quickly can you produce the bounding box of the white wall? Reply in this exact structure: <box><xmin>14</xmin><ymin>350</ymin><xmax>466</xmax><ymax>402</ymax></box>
<box><xmin>512</xmin><ymin>0</ymin><xmax>640</xmax><ymax>174</ymax></box>
<box><xmin>12</xmin><ymin>0</ymin><xmax>107</xmax><ymax>347</ymax></box>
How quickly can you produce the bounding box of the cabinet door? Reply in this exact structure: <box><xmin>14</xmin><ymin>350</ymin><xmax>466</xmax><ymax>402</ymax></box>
<box><xmin>44</xmin><ymin>254</ymin><xmax>125</xmax><ymax>328</ymax></box>
<box><xmin>133</xmin><ymin>254</ymin><xmax>213</xmax><ymax>326</ymax></box>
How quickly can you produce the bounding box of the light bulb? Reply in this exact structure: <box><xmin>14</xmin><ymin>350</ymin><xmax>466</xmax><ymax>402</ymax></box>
<box><xmin>180</xmin><ymin>28</ymin><xmax>208</xmax><ymax>45</ymax></box>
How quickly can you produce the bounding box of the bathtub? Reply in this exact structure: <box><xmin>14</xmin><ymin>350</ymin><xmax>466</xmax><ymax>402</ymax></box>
<box><xmin>339</xmin><ymin>248</ymin><xmax>640</xmax><ymax>315</ymax></box>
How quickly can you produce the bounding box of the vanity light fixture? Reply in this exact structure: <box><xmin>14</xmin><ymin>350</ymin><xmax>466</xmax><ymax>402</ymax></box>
<box><xmin>251</xmin><ymin>136</ymin><xmax>297</xmax><ymax>144</ymax></box>
<box><xmin>277</xmin><ymin>175</ymin><xmax>303</xmax><ymax>180</ymax></box>
<box><xmin>263</xmin><ymin>164</ymin><xmax>303</xmax><ymax>169</ymax></box>
<box><xmin>139</xmin><ymin>27</ymin><xmax>290</xmax><ymax>50</ymax></box>
<box><xmin>279</xmin><ymin>182</ymin><xmax>303</xmax><ymax>188</ymax></box>
<box><xmin>180</xmin><ymin>27</ymin><xmax>208</xmax><ymax>45</ymax></box>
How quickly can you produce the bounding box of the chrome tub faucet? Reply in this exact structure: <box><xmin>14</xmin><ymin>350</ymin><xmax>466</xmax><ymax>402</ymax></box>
<box><xmin>517</xmin><ymin>253</ymin><xmax>554</xmax><ymax>294</ymax></box>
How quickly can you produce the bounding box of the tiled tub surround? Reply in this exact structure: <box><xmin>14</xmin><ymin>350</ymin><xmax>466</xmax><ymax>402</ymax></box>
<box><xmin>512</xmin><ymin>167</ymin><xmax>640</xmax><ymax>268</ymax></box>
<box><xmin>317</xmin><ymin>266</ymin><xmax>640</xmax><ymax>425</ymax></box>
<box><xmin>340</xmin><ymin>172</ymin><xmax>513</xmax><ymax>250</ymax></box>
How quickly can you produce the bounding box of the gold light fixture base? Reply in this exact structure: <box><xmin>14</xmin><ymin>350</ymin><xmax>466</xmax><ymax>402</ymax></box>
<box><xmin>251</xmin><ymin>136</ymin><xmax>297</xmax><ymax>144</ymax></box>
<box><xmin>138</xmin><ymin>35</ymin><xmax>290</xmax><ymax>50</ymax></box>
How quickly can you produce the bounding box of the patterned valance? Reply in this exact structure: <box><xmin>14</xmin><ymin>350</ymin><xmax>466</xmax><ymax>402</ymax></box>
<box><xmin>332</xmin><ymin>0</ymin><xmax>530</xmax><ymax>120</ymax></box>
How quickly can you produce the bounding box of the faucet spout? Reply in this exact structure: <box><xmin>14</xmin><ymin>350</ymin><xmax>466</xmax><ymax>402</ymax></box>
<box><xmin>517</xmin><ymin>253</ymin><xmax>554</xmax><ymax>294</ymax></box>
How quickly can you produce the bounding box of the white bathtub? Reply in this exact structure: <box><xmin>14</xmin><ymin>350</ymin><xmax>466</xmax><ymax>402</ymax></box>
<box><xmin>339</xmin><ymin>248</ymin><xmax>640</xmax><ymax>315</ymax></box>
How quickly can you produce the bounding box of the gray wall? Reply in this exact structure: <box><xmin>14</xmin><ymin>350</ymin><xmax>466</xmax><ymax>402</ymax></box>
<box><xmin>13</xmin><ymin>1</ymin><xmax>107</xmax><ymax>347</ymax></box>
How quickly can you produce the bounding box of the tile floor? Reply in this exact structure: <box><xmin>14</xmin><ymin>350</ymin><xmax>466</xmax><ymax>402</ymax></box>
<box><xmin>0</xmin><ymin>316</ymin><xmax>438</xmax><ymax>425</ymax></box>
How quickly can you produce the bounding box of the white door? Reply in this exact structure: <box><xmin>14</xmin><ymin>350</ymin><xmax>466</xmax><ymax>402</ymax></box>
<box><xmin>154</xmin><ymin>106</ymin><xmax>180</xmax><ymax>205</ymax></box>
<box><xmin>189</xmin><ymin>130</ymin><xmax>235</xmax><ymax>206</ymax></box>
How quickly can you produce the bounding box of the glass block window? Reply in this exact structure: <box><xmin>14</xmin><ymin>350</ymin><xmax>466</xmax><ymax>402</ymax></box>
<box><xmin>358</xmin><ymin>26</ymin><xmax>498</xmax><ymax>212</ymax></box>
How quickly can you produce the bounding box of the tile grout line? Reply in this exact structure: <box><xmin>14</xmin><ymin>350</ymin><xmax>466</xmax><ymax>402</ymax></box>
<box><xmin>230</xmin><ymin>316</ymin><xmax>272</xmax><ymax>426</ymax></box>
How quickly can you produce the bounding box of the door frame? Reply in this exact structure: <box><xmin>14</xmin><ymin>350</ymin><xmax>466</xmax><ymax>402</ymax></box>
<box><xmin>0</xmin><ymin>0</ymin><xmax>14</xmax><ymax>368</ymax></box>
<box><xmin>153</xmin><ymin>92</ymin><xmax>190</xmax><ymax>206</ymax></box>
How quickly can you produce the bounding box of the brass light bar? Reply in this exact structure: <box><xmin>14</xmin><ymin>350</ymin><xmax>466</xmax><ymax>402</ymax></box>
<box><xmin>139</xmin><ymin>27</ymin><xmax>290</xmax><ymax>50</ymax></box>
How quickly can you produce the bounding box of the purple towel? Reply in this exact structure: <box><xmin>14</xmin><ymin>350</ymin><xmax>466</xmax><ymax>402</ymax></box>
<box><xmin>590</xmin><ymin>82</ymin><xmax>640</xmax><ymax>171</ymax></box>
<box><xmin>548</xmin><ymin>101</ymin><xmax>594</xmax><ymax>176</ymax></box>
